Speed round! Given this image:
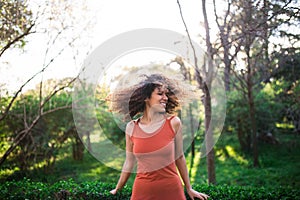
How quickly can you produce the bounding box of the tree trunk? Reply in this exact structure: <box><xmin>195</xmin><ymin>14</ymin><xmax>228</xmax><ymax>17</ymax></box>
<box><xmin>243</xmin><ymin>0</ymin><xmax>259</xmax><ymax>168</ymax></box>
<box><xmin>223</xmin><ymin>43</ymin><xmax>231</xmax><ymax>92</ymax></box>
<box><xmin>189</xmin><ymin>104</ymin><xmax>195</xmax><ymax>158</ymax></box>
<box><xmin>246</xmin><ymin>44</ymin><xmax>259</xmax><ymax>167</ymax></box>
<box><xmin>175</xmin><ymin>56</ymin><xmax>196</xmax><ymax>158</ymax></box>
<box><xmin>212</xmin><ymin>0</ymin><xmax>233</xmax><ymax>92</ymax></box>
<box><xmin>204</xmin><ymin>84</ymin><xmax>216</xmax><ymax>184</ymax></box>
<box><xmin>86</xmin><ymin>131</ymin><xmax>92</xmax><ymax>153</ymax></box>
<box><xmin>237</xmin><ymin>117</ymin><xmax>248</xmax><ymax>152</ymax></box>
<box><xmin>202</xmin><ymin>0</ymin><xmax>216</xmax><ymax>184</ymax></box>
<box><xmin>248</xmin><ymin>83</ymin><xmax>259</xmax><ymax>167</ymax></box>
<box><xmin>176</xmin><ymin>0</ymin><xmax>216</xmax><ymax>184</ymax></box>
<box><xmin>73</xmin><ymin>136</ymin><xmax>84</xmax><ymax>161</ymax></box>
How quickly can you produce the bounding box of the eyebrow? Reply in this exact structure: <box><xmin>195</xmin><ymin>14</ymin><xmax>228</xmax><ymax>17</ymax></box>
<box><xmin>156</xmin><ymin>86</ymin><xmax>169</xmax><ymax>93</ymax></box>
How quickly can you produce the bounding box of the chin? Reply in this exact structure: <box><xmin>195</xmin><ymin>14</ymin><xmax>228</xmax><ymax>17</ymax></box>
<box><xmin>158</xmin><ymin>110</ymin><xmax>166</xmax><ymax>114</ymax></box>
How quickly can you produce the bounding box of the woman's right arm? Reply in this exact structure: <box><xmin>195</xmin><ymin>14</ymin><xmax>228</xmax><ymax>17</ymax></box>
<box><xmin>110</xmin><ymin>122</ymin><xmax>136</xmax><ymax>194</ymax></box>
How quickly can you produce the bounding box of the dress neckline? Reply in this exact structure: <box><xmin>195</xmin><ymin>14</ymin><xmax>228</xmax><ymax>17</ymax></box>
<box><xmin>136</xmin><ymin>117</ymin><xmax>167</xmax><ymax>135</ymax></box>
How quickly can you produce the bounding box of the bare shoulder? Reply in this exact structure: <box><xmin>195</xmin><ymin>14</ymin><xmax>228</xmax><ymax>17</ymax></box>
<box><xmin>169</xmin><ymin>116</ymin><xmax>182</xmax><ymax>133</ymax></box>
<box><xmin>125</xmin><ymin>120</ymin><xmax>136</xmax><ymax>136</ymax></box>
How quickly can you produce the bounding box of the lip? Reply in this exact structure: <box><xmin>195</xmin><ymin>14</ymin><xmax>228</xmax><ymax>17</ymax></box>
<box><xmin>160</xmin><ymin>102</ymin><xmax>167</xmax><ymax>108</ymax></box>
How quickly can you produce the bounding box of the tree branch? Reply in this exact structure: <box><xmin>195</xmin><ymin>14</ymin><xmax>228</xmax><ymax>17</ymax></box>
<box><xmin>0</xmin><ymin>103</ymin><xmax>72</xmax><ymax>166</ymax></box>
<box><xmin>176</xmin><ymin>0</ymin><xmax>204</xmax><ymax>89</ymax></box>
<box><xmin>0</xmin><ymin>23</ymin><xmax>35</xmax><ymax>58</ymax></box>
<box><xmin>0</xmin><ymin>33</ymin><xmax>79</xmax><ymax>123</ymax></box>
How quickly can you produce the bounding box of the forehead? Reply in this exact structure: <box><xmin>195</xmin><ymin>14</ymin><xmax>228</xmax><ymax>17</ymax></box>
<box><xmin>154</xmin><ymin>85</ymin><xmax>169</xmax><ymax>92</ymax></box>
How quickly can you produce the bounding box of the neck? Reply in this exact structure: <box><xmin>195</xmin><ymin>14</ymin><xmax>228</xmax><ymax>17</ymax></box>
<box><xmin>141</xmin><ymin>109</ymin><xmax>166</xmax><ymax>124</ymax></box>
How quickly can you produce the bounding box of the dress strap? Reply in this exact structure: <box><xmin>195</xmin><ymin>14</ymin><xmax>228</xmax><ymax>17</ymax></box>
<box><xmin>132</xmin><ymin>118</ymin><xmax>140</xmax><ymax>125</ymax></box>
<box><xmin>166</xmin><ymin>115</ymin><xmax>177</xmax><ymax>135</ymax></box>
<box><xmin>167</xmin><ymin>115</ymin><xmax>176</xmax><ymax>121</ymax></box>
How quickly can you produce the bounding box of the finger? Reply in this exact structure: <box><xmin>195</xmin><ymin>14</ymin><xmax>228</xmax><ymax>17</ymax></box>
<box><xmin>195</xmin><ymin>195</ymin><xmax>204</xmax><ymax>200</ymax></box>
<box><xmin>198</xmin><ymin>194</ymin><xmax>207</xmax><ymax>200</ymax></box>
<box><xmin>110</xmin><ymin>189</ymin><xmax>116</xmax><ymax>195</ymax></box>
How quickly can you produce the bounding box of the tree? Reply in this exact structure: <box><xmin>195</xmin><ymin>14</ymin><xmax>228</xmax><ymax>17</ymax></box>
<box><xmin>212</xmin><ymin>0</ymin><xmax>299</xmax><ymax>167</ymax></box>
<box><xmin>201</xmin><ymin>0</ymin><xmax>217</xmax><ymax>184</ymax></box>
<box><xmin>212</xmin><ymin>0</ymin><xmax>241</xmax><ymax>91</ymax></box>
<box><xmin>0</xmin><ymin>77</ymin><xmax>76</xmax><ymax>167</ymax></box>
<box><xmin>271</xmin><ymin>47</ymin><xmax>300</xmax><ymax>134</ymax></box>
<box><xmin>0</xmin><ymin>0</ymin><xmax>34</xmax><ymax>57</ymax></box>
<box><xmin>0</xmin><ymin>0</ymin><xmax>92</xmax><ymax>167</ymax></box>
<box><xmin>3</xmin><ymin>82</ymin><xmax>75</xmax><ymax>171</ymax></box>
<box><xmin>171</xmin><ymin>56</ymin><xmax>199</xmax><ymax>159</ymax></box>
<box><xmin>177</xmin><ymin>0</ymin><xmax>217</xmax><ymax>184</ymax></box>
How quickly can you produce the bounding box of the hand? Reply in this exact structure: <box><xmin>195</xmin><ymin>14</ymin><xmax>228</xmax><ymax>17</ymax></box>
<box><xmin>187</xmin><ymin>188</ymin><xmax>210</xmax><ymax>200</ymax></box>
<box><xmin>109</xmin><ymin>188</ymin><xmax>118</xmax><ymax>195</ymax></box>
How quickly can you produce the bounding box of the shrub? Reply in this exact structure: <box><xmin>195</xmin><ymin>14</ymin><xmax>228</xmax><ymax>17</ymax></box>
<box><xmin>0</xmin><ymin>178</ymin><xmax>299</xmax><ymax>200</ymax></box>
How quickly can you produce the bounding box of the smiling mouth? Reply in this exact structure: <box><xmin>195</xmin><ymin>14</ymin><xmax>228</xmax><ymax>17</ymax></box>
<box><xmin>160</xmin><ymin>102</ymin><xmax>166</xmax><ymax>108</ymax></box>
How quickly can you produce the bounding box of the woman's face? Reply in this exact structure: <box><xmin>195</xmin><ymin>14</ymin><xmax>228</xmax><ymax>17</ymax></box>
<box><xmin>145</xmin><ymin>86</ymin><xmax>169</xmax><ymax>112</ymax></box>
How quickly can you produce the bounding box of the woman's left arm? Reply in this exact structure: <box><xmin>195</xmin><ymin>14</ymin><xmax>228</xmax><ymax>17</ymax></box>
<box><xmin>172</xmin><ymin>117</ymin><xmax>209</xmax><ymax>200</ymax></box>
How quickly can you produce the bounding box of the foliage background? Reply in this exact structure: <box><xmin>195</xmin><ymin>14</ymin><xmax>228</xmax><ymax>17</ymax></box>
<box><xmin>0</xmin><ymin>0</ymin><xmax>299</xmax><ymax>199</ymax></box>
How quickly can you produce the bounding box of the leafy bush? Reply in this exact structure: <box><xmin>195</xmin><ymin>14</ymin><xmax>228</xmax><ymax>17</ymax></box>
<box><xmin>0</xmin><ymin>178</ymin><xmax>299</xmax><ymax>200</ymax></box>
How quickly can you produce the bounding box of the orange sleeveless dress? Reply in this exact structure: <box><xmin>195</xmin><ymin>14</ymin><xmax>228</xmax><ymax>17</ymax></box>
<box><xmin>130</xmin><ymin>116</ymin><xmax>186</xmax><ymax>200</ymax></box>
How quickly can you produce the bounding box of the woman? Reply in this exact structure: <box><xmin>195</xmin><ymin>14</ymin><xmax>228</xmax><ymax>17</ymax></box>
<box><xmin>109</xmin><ymin>74</ymin><xmax>209</xmax><ymax>200</ymax></box>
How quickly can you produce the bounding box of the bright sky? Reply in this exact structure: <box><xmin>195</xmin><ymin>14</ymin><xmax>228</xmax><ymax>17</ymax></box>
<box><xmin>0</xmin><ymin>0</ymin><xmax>219</xmax><ymax>93</ymax></box>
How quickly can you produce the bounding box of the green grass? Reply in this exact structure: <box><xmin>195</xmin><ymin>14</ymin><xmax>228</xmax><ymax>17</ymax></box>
<box><xmin>1</xmin><ymin>148</ymin><xmax>136</xmax><ymax>186</ymax></box>
<box><xmin>185</xmin><ymin>132</ymin><xmax>300</xmax><ymax>189</ymax></box>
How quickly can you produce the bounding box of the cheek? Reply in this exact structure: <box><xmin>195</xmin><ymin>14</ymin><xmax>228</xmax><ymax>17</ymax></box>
<box><xmin>149</xmin><ymin>98</ymin><xmax>160</xmax><ymax>106</ymax></box>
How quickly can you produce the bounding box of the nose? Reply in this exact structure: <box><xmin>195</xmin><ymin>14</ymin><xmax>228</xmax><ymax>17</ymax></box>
<box><xmin>162</xmin><ymin>93</ymin><xmax>168</xmax><ymax>100</ymax></box>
